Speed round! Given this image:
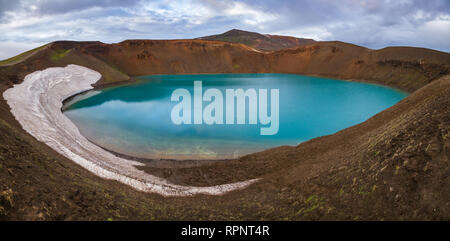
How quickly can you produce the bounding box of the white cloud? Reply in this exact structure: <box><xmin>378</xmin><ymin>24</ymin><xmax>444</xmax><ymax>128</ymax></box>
<box><xmin>223</xmin><ymin>2</ymin><xmax>278</xmax><ymax>26</ymax></box>
<box><xmin>0</xmin><ymin>0</ymin><xmax>448</xmax><ymax>60</ymax></box>
<box><xmin>273</xmin><ymin>27</ymin><xmax>332</xmax><ymax>40</ymax></box>
<box><xmin>419</xmin><ymin>14</ymin><xmax>450</xmax><ymax>49</ymax></box>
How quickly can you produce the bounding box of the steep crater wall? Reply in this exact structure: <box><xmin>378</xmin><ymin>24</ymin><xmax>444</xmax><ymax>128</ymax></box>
<box><xmin>1</xmin><ymin>40</ymin><xmax>449</xmax><ymax>93</ymax></box>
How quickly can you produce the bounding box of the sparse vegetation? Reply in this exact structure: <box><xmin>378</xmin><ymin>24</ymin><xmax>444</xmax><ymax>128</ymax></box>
<box><xmin>51</xmin><ymin>49</ymin><xmax>72</xmax><ymax>61</ymax></box>
<box><xmin>0</xmin><ymin>38</ymin><xmax>448</xmax><ymax>220</ymax></box>
<box><xmin>0</xmin><ymin>44</ymin><xmax>48</xmax><ymax>66</ymax></box>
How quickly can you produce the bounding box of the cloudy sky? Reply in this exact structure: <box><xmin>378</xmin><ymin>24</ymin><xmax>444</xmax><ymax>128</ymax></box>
<box><xmin>0</xmin><ymin>0</ymin><xmax>449</xmax><ymax>59</ymax></box>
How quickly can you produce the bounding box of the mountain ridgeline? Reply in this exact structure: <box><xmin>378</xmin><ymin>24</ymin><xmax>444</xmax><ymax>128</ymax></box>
<box><xmin>0</xmin><ymin>30</ymin><xmax>449</xmax><ymax>92</ymax></box>
<box><xmin>197</xmin><ymin>29</ymin><xmax>316</xmax><ymax>51</ymax></box>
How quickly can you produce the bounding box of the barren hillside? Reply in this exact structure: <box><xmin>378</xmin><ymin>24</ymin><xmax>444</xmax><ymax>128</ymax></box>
<box><xmin>0</xmin><ymin>36</ymin><xmax>449</xmax><ymax>220</ymax></box>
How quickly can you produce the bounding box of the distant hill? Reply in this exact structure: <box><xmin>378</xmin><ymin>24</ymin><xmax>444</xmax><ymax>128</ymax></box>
<box><xmin>197</xmin><ymin>29</ymin><xmax>315</xmax><ymax>51</ymax></box>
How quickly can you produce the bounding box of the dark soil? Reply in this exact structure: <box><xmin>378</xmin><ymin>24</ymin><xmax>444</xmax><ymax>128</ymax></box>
<box><xmin>0</xmin><ymin>40</ymin><xmax>449</xmax><ymax>220</ymax></box>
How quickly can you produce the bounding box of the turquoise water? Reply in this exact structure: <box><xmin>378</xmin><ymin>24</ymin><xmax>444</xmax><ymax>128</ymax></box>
<box><xmin>63</xmin><ymin>74</ymin><xmax>408</xmax><ymax>160</ymax></box>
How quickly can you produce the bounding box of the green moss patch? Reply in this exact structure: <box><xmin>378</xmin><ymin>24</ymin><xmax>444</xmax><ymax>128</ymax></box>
<box><xmin>51</xmin><ymin>49</ymin><xmax>72</xmax><ymax>61</ymax></box>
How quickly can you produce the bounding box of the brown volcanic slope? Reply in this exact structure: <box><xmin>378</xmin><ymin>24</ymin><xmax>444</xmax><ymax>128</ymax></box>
<box><xmin>197</xmin><ymin>29</ymin><xmax>316</xmax><ymax>52</ymax></box>
<box><xmin>0</xmin><ymin>39</ymin><xmax>449</xmax><ymax>220</ymax></box>
<box><xmin>2</xmin><ymin>39</ymin><xmax>446</xmax><ymax>91</ymax></box>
